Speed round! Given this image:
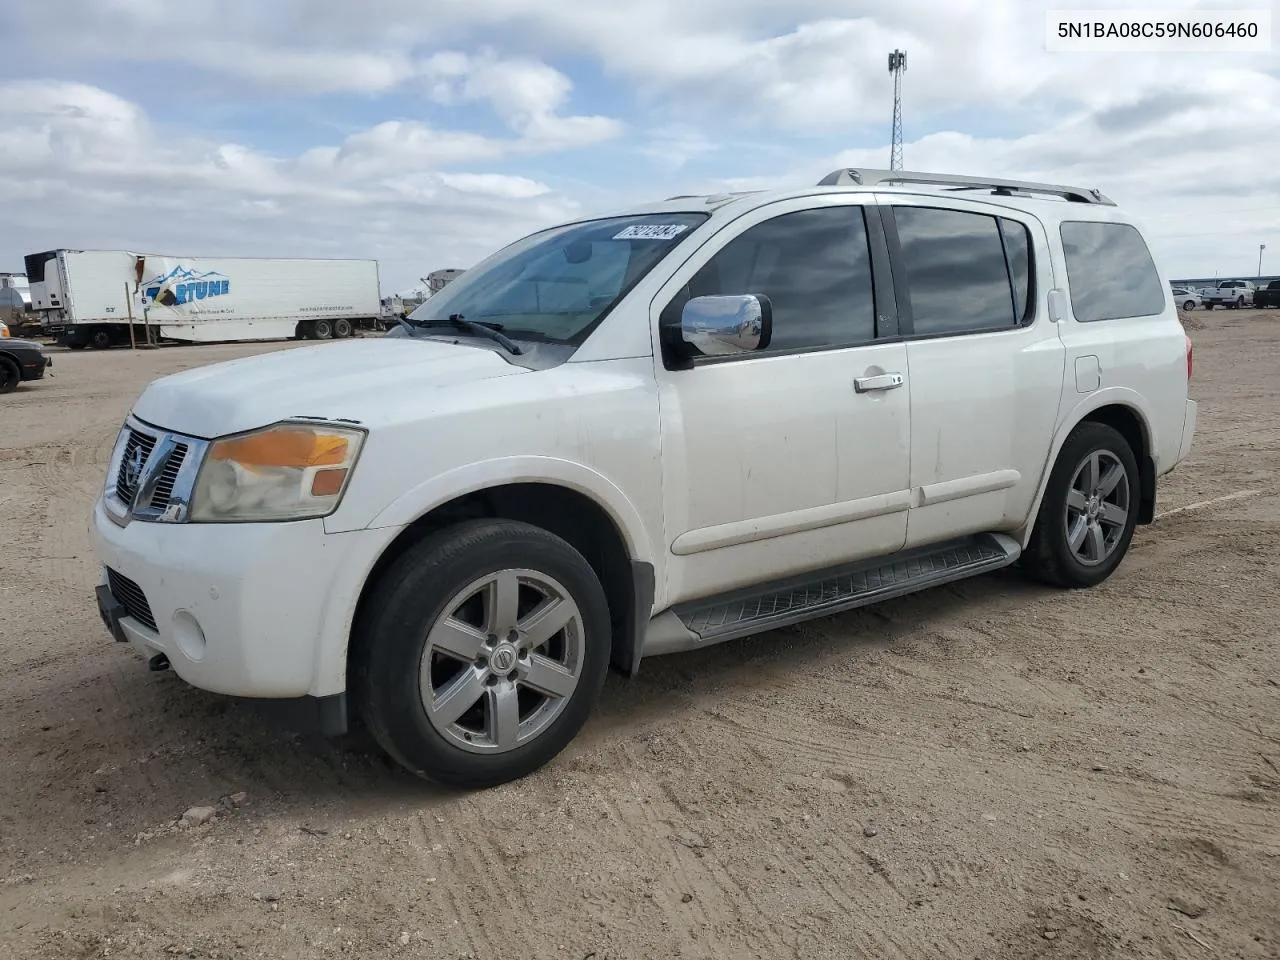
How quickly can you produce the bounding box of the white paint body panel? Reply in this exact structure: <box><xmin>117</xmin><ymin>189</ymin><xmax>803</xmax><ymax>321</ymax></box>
<box><xmin>90</xmin><ymin>180</ymin><xmax>1197</xmax><ymax>701</ymax></box>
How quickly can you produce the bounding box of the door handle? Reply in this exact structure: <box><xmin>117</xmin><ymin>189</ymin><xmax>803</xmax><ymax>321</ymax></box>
<box><xmin>853</xmin><ymin>372</ymin><xmax>905</xmax><ymax>393</ymax></box>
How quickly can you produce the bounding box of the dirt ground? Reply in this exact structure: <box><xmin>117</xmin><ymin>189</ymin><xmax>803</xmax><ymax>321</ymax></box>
<box><xmin>2</xmin><ymin>314</ymin><xmax>1278</xmax><ymax>960</ymax></box>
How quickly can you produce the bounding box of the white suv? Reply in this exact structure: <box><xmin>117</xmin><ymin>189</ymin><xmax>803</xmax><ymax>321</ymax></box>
<box><xmin>91</xmin><ymin>168</ymin><xmax>1197</xmax><ymax>787</ymax></box>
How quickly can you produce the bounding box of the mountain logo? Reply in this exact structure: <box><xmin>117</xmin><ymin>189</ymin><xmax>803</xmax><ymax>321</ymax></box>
<box><xmin>142</xmin><ymin>265</ymin><xmax>230</xmax><ymax>307</ymax></box>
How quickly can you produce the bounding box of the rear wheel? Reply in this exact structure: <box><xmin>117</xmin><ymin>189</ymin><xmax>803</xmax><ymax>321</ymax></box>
<box><xmin>1183</xmin><ymin>299</ymin><xmax>1196</xmax><ymax>311</ymax></box>
<box><xmin>90</xmin><ymin>328</ymin><xmax>112</xmax><ymax>349</ymax></box>
<box><xmin>1022</xmin><ymin>422</ymin><xmax>1140</xmax><ymax>589</ymax></box>
<box><xmin>310</xmin><ymin>319</ymin><xmax>333</xmax><ymax>340</ymax></box>
<box><xmin>333</xmin><ymin>318</ymin><xmax>353</xmax><ymax>339</ymax></box>
<box><xmin>352</xmin><ymin>519</ymin><xmax>612</xmax><ymax>788</ymax></box>
<box><xmin>0</xmin><ymin>357</ymin><xmax>19</xmax><ymax>393</ymax></box>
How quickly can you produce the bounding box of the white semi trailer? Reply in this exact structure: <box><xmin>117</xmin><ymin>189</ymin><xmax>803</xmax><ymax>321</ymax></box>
<box><xmin>23</xmin><ymin>249</ymin><xmax>383</xmax><ymax>349</ymax></box>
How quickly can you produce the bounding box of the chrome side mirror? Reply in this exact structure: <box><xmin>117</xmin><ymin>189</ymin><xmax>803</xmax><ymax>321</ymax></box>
<box><xmin>680</xmin><ymin>294</ymin><xmax>771</xmax><ymax>356</ymax></box>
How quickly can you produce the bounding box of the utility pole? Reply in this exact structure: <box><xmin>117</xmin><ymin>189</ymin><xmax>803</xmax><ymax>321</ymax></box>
<box><xmin>888</xmin><ymin>49</ymin><xmax>907</xmax><ymax>171</ymax></box>
<box><xmin>1259</xmin><ymin>243</ymin><xmax>1266</xmax><ymax>281</ymax></box>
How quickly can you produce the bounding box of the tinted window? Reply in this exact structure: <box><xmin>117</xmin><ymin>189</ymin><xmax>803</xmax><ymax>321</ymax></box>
<box><xmin>1059</xmin><ymin>221</ymin><xmax>1166</xmax><ymax>322</ymax></box>
<box><xmin>1000</xmin><ymin>217</ymin><xmax>1032</xmax><ymax>322</ymax></box>
<box><xmin>893</xmin><ymin>206</ymin><xmax>1024</xmax><ymax>335</ymax></box>
<box><xmin>680</xmin><ymin>205</ymin><xmax>876</xmax><ymax>351</ymax></box>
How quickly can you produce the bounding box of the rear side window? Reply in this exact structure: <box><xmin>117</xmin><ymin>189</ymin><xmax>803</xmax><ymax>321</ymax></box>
<box><xmin>1059</xmin><ymin>221</ymin><xmax>1166</xmax><ymax>322</ymax></box>
<box><xmin>891</xmin><ymin>206</ymin><xmax>1033</xmax><ymax>336</ymax></box>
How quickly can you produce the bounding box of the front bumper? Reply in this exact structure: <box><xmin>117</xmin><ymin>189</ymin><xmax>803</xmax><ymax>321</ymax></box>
<box><xmin>91</xmin><ymin>497</ymin><xmax>392</xmax><ymax>701</ymax></box>
<box><xmin>24</xmin><ymin>353</ymin><xmax>50</xmax><ymax>380</ymax></box>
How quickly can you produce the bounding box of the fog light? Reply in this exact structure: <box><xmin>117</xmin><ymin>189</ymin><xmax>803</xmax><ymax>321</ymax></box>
<box><xmin>172</xmin><ymin>610</ymin><xmax>207</xmax><ymax>662</ymax></box>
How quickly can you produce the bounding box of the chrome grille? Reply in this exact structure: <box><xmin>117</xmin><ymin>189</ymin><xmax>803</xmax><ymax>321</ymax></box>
<box><xmin>151</xmin><ymin>443</ymin><xmax>189</xmax><ymax>508</ymax></box>
<box><xmin>114</xmin><ymin>428</ymin><xmax>157</xmax><ymax>505</ymax></box>
<box><xmin>106</xmin><ymin>568</ymin><xmax>157</xmax><ymax>632</ymax></box>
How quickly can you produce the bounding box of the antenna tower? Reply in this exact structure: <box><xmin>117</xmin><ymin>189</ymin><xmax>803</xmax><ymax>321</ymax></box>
<box><xmin>888</xmin><ymin>49</ymin><xmax>907</xmax><ymax>170</ymax></box>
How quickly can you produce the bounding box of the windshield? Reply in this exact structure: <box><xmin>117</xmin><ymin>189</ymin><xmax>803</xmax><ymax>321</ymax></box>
<box><xmin>407</xmin><ymin>212</ymin><xmax>709</xmax><ymax>345</ymax></box>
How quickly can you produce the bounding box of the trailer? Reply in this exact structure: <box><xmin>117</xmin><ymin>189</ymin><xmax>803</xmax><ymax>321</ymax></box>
<box><xmin>23</xmin><ymin>249</ymin><xmax>384</xmax><ymax>349</ymax></box>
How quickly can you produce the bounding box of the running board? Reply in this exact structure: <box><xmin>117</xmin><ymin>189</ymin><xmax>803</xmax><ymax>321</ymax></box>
<box><xmin>641</xmin><ymin>533</ymin><xmax>1021</xmax><ymax>657</ymax></box>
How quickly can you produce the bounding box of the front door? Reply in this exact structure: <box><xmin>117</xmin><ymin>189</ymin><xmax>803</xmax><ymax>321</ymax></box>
<box><xmin>652</xmin><ymin>197</ymin><xmax>912</xmax><ymax>606</ymax></box>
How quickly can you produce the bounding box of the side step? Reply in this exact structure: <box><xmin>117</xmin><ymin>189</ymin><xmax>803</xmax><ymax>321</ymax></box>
<box><xmin>642</xmin><ymin>533</ymin><xmax>1020</xmax><ymax>656</ymax></box>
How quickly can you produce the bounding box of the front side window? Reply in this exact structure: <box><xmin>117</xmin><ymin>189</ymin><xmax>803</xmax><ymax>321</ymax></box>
<box><xmin>409</xmin><ymin>213</ymin><xmax>708</xmax><ymax>345</ymax></box>
<box><xmin>892</xmin><ymin>206</ymin><xmax>1032</xmax><ymax>336</ymax></box>
<box><xmin>671</xmin><ymin>205</ymin><xmax>877</xmax><ymax>353</ymax></box>
<box><xmin>1060</xmin><ymin>220</ymin><xmax>1166</xmax><ymax>322</ymax></box>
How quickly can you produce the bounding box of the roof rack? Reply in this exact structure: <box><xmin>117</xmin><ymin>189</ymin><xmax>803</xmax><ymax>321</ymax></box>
<box><xmin>663</xmin><ymin>190</ymin><xmax>765</xmax><ymax>204</ymax></box>
<box><xmin>816</xmin><ymin>168</ymin><xmax>1114</xmax><ymax>206</ymax></box>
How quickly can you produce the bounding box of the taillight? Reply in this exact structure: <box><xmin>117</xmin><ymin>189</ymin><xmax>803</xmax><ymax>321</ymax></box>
<box><xmin>1185</xmin><ymin>334</ymin><xmax>1193</xmax><ymax>380</ymax></box>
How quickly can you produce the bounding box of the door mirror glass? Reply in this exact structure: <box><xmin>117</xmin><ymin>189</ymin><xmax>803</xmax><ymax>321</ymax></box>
<box><xmin>680</xmin><ymin>294</ymin><xmax>772</xmax><ymax>355</ymax></box>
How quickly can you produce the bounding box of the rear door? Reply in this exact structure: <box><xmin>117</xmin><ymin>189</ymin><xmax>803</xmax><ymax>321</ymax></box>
<box><xmin>875</xmin><ymin>196</ymin><xmax>1065</xmax><ymax>549</ymax></box>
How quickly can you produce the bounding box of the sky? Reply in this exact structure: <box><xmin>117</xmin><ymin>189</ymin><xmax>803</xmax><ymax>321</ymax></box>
<box><xmin>1</xmin><ymin>0</ymin><xmax>1277</xmax><ymax>295</ymax></box>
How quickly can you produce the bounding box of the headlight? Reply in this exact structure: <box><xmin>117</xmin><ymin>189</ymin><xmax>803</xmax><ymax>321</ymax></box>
<box><xmin>189</xmin><ymin>422</ymin><xmax>366</xmax><ymax>522</ymax></box>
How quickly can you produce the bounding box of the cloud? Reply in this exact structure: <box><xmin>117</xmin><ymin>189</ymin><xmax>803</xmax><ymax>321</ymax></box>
<box><xmin>421</xmin><ymin>51</ymin><xmax>625</xmax><ymax>148</ymax></box>
<box><xmin>1</xmin><ymin>0</ymin><xmax>1276</xmax><ymax>289</ymax></box>
<box><xmin>0</xmin><ymin>80</ymin><xmax>582</xmax><ymax>292</ymax></box>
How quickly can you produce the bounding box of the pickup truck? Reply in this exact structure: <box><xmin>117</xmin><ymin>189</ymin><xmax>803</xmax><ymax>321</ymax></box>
<box><xmin>1252</xmin><ymin>280</ymin><xmax>1280</xmax><ymax>309</ymax></box>
<box><xmin>1200</xmin><ymin>280</ymin><xmax>1255</xmax><ymax>309</ymax></box>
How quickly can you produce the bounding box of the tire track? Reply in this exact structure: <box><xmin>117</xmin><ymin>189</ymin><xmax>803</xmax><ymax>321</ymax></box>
<box><xmin>411</xmin><ymin>806</ymin><xmax>503</xmax><ymax>959</ymax></box>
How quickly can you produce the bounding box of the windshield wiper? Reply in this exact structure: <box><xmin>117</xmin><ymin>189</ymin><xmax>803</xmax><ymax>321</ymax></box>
<box><xmin>414</xmin><ymin>314</ymin><xmax>523</xmax><ymax>355</ymax></box>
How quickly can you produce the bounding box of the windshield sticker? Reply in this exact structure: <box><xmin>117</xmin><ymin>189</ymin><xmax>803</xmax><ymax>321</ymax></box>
<box><xmin>613</xmin><ymin>223</ymin><xmax>691</xmax><ymax>241</ymax></box>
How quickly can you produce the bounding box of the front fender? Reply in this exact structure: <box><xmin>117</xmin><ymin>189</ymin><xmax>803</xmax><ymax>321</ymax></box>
<box><xmin>352</xmin><ymin>455</ymin><xmax>657</xmax><ymax>567</ymax></box>
<box><xmin>1016</xmin><ymin>387</ymin><xmax>1156</xmax><ymax>547</ymax></box>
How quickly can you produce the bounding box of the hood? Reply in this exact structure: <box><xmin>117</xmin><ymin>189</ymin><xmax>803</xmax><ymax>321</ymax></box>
<box><xmin>1</xmin><ymin>337</ymin><xmax>45</xmax><ymax>353</ymax></box>
<box><xmin>131</xmin><ymin>337</ymin><xmax>529</xmax><ymax>439</ymax></box>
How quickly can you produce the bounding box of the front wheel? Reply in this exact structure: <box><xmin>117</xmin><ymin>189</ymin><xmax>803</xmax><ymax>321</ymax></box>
<box><xmin>1022</xmin><ymin>422</ymin><xmax>1140</xmax><ymax>589</ymax></box>
<box><xmin>351</xmin><ymin>519</ymin><xmax>612</xmax><ymax>788</ymax></box>
<box><xmin>1183</xmin><ymin>300</ymin><xmax>1196</xmax><ymax>311</ymax></box>
<box><xmin>0</xmin><ymin>357</ymin><xmax>19</xmax><ymax>393</ymax></box>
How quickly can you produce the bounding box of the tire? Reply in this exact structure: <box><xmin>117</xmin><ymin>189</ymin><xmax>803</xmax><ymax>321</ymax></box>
<box><xmin>333</xmin><ymin>318</ymin><xmax>353</xmax><ymax>339</ymax></box>
<box><xmin>310</xmin><ymin>319</ymin><xmax>333</xmax><ymax>340</ymax></box>
<box><xmin>1022</xmin><ymin>422</ymin><xmax>1141</xmax><ymax>589</ymax></box>
<box><xmin>351</xmin><ymin>519</ymin><xmax>612</xmax><ymax>788</ymax></box>
<box><xmin>90</xmin><ymin>328</ymin><xmax>112</xmax><ymax>350</ymax></box>
<box><xmin>1183</xmin><ymin>300</ymin><xmax>1196</xmax><ymax>311</ymax></box>
<box><xmin>0</xmin><ymin>357</ymin><xmax>19</xmax><ymax>393</ymax></box>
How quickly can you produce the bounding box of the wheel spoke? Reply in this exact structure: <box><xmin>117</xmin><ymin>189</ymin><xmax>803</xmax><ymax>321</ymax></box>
<box><xmin>428</xmin><ymin>617</ymin><xmax>487</xmax><ymax>661</ymax></box>
<box><xmin>484</xmin><ymin>571</ymin><xmax>521</xmax><ymax>635</ymax></box>
<box><xmin>432</xmin><ymin>665</ymin><xmax>488</xmax><ymax>726</ymax></box>
<box><xmin>1096</xmin><ymin>462</ymin><xmax>1125</xmax><ymax>497</ymax></box>
<box><xmin>1065</xmin><ymin>488</ymin><xmax>1088</xmax><ymax>512</ymax></box>
<box><xmin>520</xmin><ymin>653</ymin><xmax>578</xmax><ymax>699</ymax></box>
<box><xmin>1067</xmin><ymin>514</ymin><xmax>1090</xmax><ymax>552</ymax></box>
<box><xmin>1100</xmin><ymin>502</ymin><xmax>1128</xmax><ymax>527</ymax></box>
<box><xmin>485</xmin><ymin>682</ymin><xmax>521</xmax><ymax>749</ymax></box>
<box><xmin>518</xmin><ymin>597</ymin><xmax>575</xmax><ymax>651</ymax></box>
<box><xmin>1085</xmin><ymin>522</ymin><xmax>1106</xmax><ymax>562</ymax></box>
<box><xmin>1082</xmin><ymin>452</ymin><xmax>1100</xmax><ymax>492</ymax></box>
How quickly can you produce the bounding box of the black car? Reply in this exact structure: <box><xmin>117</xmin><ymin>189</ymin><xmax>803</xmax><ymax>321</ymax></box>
<box><xmin>0</xmin><ymin>337</ymin><xmax>52</xmax><ymax>393</ymax></box>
